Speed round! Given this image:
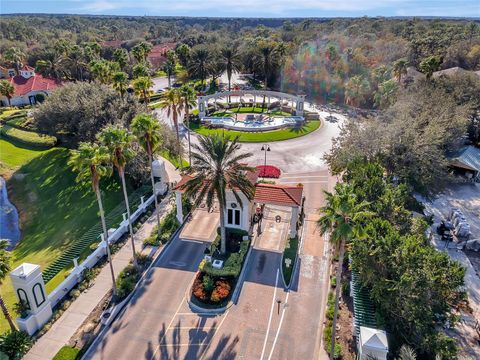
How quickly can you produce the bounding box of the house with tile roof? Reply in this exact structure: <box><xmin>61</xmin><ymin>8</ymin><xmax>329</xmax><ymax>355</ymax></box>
<box><xmin>174</xmin><ymin>170</ymin><xmax>304</xmax><ymax>238</ymax></box>
<box><xmin>0</xmin><ymin>65</ymin><xmax>62</xmax><ymax>107</ymax></box>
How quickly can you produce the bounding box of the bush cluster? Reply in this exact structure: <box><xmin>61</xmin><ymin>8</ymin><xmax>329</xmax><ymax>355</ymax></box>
<box><xmin>192</xmin><ymin>273</ymin><xmax>232</xmax><ymax>304</ymax></box>
<box><xmin>323</xmin><ymin>292</ymin><xmax>343</xmax><ymax>359</ymax></box>
<box><xmin>201</xmin><ymin>239</ymin><xmax>249</xmax><ymax>278</ymax></box>
<box><xmin>143</xmin><ymin>208</ymin><xmax>180</xmax><ymax>246</ymax></box>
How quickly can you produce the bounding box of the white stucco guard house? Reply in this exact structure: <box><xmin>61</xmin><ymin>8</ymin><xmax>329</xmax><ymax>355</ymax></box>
<box><xmin>174</xmin><ymin>169</ymin><xmax>303</xmax><ymax>237</ymax></box>
<box><xmin>358</xmin><ymin>326</ymin><xmax>389</xmax><ymax>360</ymax></box>
<box><xmin>10</xmin><ymin>263</ymin><xmax>52</xmax><ymax>335</ymax></box>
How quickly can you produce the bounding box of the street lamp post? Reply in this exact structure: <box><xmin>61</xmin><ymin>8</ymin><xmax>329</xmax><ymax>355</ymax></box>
<box><xmin>260</xmin><ymin>144</ymin><xmax>271</xmax><ymax>178</ymax></box>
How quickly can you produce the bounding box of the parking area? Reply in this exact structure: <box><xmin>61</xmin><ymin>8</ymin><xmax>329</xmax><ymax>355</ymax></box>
<box><xmin>180</xmin><ymin>207</ymin><xmax>219</xmax><ymax>242</ymax></box>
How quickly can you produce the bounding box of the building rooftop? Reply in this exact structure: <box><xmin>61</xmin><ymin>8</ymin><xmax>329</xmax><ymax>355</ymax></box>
<box><xmin>253</xmin><ymin>183</ymin><xmax>303</xmax><ymax>207</ymax></box>
<box><xmin>10</xmin><ymin>263</ymin><xmax>40</xmax><ymax>279</ymax></box>
<box><xmin>9</xmin><ymin>73</ymin><xmax>62</xmax><ymax>96</ymax></box>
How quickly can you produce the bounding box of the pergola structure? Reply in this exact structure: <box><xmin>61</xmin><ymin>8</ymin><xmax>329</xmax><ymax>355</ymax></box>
<box><xmin>197</xmin><ymin>90</ymin><xmax>305</xmax><ymax>118</ymax></box>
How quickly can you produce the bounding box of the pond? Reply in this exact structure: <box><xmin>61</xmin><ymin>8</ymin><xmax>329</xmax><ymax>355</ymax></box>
<box><xmin>0</xmin><ymin>176</ymin><xmax>21</xmax><ymax>250</ymax></box>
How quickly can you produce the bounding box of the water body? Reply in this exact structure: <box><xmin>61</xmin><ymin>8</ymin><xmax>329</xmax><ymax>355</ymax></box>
<box><xmin>0</xmin><ymin>176</ymin><xmax>20</xmax><ymax>250</ymax></box>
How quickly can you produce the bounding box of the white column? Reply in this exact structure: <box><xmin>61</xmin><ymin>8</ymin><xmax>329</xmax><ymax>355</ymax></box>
<box><xmin>198</xmin><ymin>97</ymin><xmax>206</xmax><ymax>118</ymax></box>
<box><xmin>175</xmin><ymin>191</ymin><xmax>183</xmax><ymax>223</ymax></box>
<box><xmin>290</xmin><ymin>206</ymin><xmax>299</xmax><ymax>238</ymax></box>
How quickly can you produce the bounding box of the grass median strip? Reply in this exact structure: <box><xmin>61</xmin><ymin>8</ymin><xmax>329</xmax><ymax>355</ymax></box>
<box><xmin>282</xmin><ymin>235</ymin><xmax>299</xmax><ymax>286</ymax></box>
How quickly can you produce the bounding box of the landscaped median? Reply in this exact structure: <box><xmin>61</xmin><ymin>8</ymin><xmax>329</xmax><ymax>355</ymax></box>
<box><xmin>190</xmin><ymin>228</ymin><xmax>250</xmax><ymax>309</ymax></box>
<box><xmin>281</xmin><ymin>235</ymin><xmax>299</xmax><ymax>287</ymax></box>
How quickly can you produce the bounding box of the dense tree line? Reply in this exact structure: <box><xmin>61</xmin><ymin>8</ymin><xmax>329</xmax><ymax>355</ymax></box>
<box><xmin>319</xmin><ymin>160</ymin><xmax>466</xmax><ymax>359</ymax></box>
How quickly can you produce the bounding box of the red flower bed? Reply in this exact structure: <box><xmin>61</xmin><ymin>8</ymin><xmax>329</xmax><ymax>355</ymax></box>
<box><xmin>256</xmin><ymin>165</ymin><xmax>281</xmax><ymax>178</ymax></box>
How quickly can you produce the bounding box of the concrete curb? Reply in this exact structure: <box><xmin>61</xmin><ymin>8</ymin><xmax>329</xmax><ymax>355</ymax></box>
<box><xmin>81</xmin><ymin>213</ymin><xmax>191</xmax><ymax>360</ymax></box>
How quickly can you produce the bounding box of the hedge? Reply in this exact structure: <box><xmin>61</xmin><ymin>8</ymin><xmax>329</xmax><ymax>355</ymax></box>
<box><xmin>0</xmin><ymin>125</ymin><xmax>56</xmax><ymax>148</ymax></box>
<box><xmin>52</xmin><ymin>346</ymin><xmax>81</xmax><ymax>360</ymax></box>
<box><xmin>200</xmin><ymin>238</ymin><xmax>250</xmax><ymax>277</ymax></box>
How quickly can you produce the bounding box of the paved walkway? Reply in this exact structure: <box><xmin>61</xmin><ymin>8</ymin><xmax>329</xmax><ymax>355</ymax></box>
<box><xmin>24</xmin><ymin>197</ymin><xmax>173</xmax><ymax>360</ymax></box>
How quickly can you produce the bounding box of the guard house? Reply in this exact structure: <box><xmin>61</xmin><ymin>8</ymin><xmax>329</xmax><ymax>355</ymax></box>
<box><xmin>174</xmin><ymin>170</ymin><xmax>303</xmax><ymax>238</ymax></box>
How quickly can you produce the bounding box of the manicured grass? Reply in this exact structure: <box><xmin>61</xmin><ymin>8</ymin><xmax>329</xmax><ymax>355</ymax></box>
<box><xmin>0</xmin><ymin>139</ymin><xmax>49</xmax><ymax>173</ymax></box>
<box><xmin>0</xmin><ymin>147</ymin><xmax>126</xmax><ymax>333</ymax></box>
<box><xmin>282</xmin><ymin>236</ymin><xmax>299</xmax><ymax>286</ymax></box>
<box><xmin>160</xmin><ymin>150</ymin><xmax>189</xmax><ymax>169</ymax></box>
<box><xmin>189</xmin><ymin>120</ymin><xmax>320</xmax><ymax>143</ymax></box>
<box><xmin>1</xmin><ymin>125</ymin><xmax>56</xmax><ymax>148</ymax></box>
<box><xmin>52</xmin><ymin>346</ymin><xmax>81</xmax><ymax>360</ymax></box>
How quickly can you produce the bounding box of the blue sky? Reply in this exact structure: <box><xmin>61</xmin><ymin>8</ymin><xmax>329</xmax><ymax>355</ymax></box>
<box><xmin>2</xmin><ymin>0</ymin><xmax>479</xmax><ymax>18</ymax></box>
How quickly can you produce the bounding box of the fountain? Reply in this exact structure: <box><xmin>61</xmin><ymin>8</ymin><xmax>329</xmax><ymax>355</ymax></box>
<box><xmin>0</xmin><ymin>176</ymin><xmax>20</xmax><ymax>250</ymax></box>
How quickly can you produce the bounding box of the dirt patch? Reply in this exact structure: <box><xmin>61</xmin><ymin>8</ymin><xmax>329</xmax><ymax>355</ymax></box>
<box><xmin>68</xmin><ymin>290</ymin><xmax>112</xmax><ymax>351</ymax></box>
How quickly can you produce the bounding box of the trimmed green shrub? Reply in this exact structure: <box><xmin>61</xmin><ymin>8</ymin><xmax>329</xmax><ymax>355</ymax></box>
<box><xmin>116</xmin><ymin>264</ymin><xmax>140</xmax><ymax>299</ymax></box>
<box><xmin>0</xmin><ymin>125</ymin><xmax>56</xmax><ymax>148</ymax></box>
<box><xmin>0</xmin><ymin>330</ymin><xmax>32</xmax><ymax>359</ymax></box>
<box><xmin>201</xmin><ymin>239</ymin><xmax>250</xmax><ymax>277</ymax></box>
<box><xmin>52</xmin><ymin>346</ymin><xmax>81</xmax><ymax>360</ymax></box>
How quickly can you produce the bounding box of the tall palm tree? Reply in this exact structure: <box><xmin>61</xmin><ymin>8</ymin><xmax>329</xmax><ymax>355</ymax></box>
<box><xmin>0</xmin><ymin>80</ymin><xmax>15</xmax><ymax>106</ymax></box>
<box><xmin>181</xmin><ymin>134</ymin><xmax>255</xmax><ymax>254</ymax></box>
<box><xmin>132</xmin><ymin>76</ymin><xmax>153</xmax><ymax>103</ymax></box>
<box><xmin>4</xmin><ymin>47</ymin><xmax>25</xmax><ymax>74</ymax></box>
<box><xmin>35</xmin><ymin>50</ymin><xmax>68</xmax><ymax>80</ymax></box>
<box><xmin>89</xmin><ymin>60</ymin><xmax>113</xmax><ymax>84</ymax></box>
<box><xmin>159</xmin><ymin>89</ymin><xmax>185</xmax><ymax>169</ymax></box>
<box><xmin>131</xmin><ymin>114</ymin><xmax>162</xmax><ymax>239</ymax></box>
<box><xmin>69</xmin><ymin>143</ymin><xmax>117</xmax><ymax>297</ymax></box>
<box><xmin>163</xmin><ymin>50</ymin><xmax>177</xmax><ymax>88</ymax></box>
<box><xmin>68</xmin><ymin>45</ymin><xmax>88</xmax><ymax>81</ymax></box>
<box><xmin>373</xmin><ymin>79</ymin><xmax>398</xmax><ymax>109</ymax></box>
<box><xmin>220</xmin><ymin>47</ymin><xmax>241</xmax><ymax>93</ymax></box>
<box><xmin>317</xmin><ymin>184</ymin><xmax>372</xmax><ymax>359</ymax></box>
<box><xmin>133</xmin><ymin>63</ymin><xmax>149</xmax><ymax>79</ymax></box>
<box><xmin>392</xmin><ymin>58</ymin><xmax>408</xmax><ymax>83</ymax></box>
<box><xmin>0</xmin><ymin>240</ymin><xmax>17</xmax><ymax>331</ymax></box>
<box><xmin>113</xmin><ymin>48</ymin><xmax>129</xmax><ymax>71</ymax></box>
<box><xmin>188</xmin><ymin>46</ymin><xmax>212</xmax><ymax>86</ymax></box>
<box><xmin>98</xmin><ymin>125</ymin><xmax>138</xmax><ymax>267</ymax></box>
<box><xmin>112</xmin><ymin>72</ymin><xmax>129</xmax><ymax>98</ymax></box>
<box><xmin>257</xmin><ymin>41</ymin><xmax>278</xmax><ymax>109</ymax></box>
<box><xmin>180</xmin><ymin>84</ymin><xmax>197</xmax><ymax>165</ymax></box>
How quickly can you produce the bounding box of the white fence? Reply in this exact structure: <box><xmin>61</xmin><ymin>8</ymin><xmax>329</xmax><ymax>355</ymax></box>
<box><xmin>48</xmin><ymin>192</ymin><xmax>157</xmax><ymax>307</ymax></box>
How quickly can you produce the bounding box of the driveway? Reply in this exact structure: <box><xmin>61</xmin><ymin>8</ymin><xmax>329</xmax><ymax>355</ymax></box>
<box><xmin>180</xmin><ymin>208</ymin><xmax>219</xmax><ymax>242</ymax></box>
<box><xmin>255</xmin><ymin>206</ymin><xmax>291</xmax><ymax>253</ymax></box>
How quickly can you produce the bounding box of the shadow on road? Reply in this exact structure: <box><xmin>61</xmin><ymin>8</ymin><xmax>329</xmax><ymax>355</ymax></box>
<box><xmin>150</xmin><ymin>318</ymin><xmax>239</xmax><ymax>360</ymax></box>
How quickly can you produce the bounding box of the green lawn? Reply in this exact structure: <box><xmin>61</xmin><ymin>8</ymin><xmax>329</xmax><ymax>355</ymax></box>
<box><xmin>160</xmin><ymin>150</ymin><xmax>189</xmax><ymax>169</ymax></box>
<box><xmin>282</xmin><ymin>236</ymin><xmax>299</xmax><ymax>286</ymax></box>
<box><xmin>0</xmin><ymin>139</ymin><xmax>49</xmax><ymax>173</ymax></box>
<box><xmin>0</xmin><ymin>145</ymin><xmax>126</xmax><ymax>333</ymax></box>
<box><xmin>189</xmin><ymin>120</ymin><xmax>321</xmax><ymax>143</ymax></box>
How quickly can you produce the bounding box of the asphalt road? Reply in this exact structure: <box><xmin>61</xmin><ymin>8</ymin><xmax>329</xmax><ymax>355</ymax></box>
<box><xmin>84</xmin><ymin>79</ymin><xmax>339</xmax><ymax>360</ymax></box>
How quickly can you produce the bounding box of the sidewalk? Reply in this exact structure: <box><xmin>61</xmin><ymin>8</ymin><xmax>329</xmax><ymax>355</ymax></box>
<box><xmin>24</xmin><ymin>197</ymin><xmax>173</xmax><ymax>360</ymax></box>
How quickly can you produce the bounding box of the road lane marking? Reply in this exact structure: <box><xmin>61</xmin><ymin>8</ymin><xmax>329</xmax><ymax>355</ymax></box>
<box><xmin>198</xmin><ymin>310</ymin><xmax>230</xmax><ymax>360</ymax></box>
<box><xmin>267</xmin><ymin>291</ymin><xmax>290</xmax><ymax>360</ymax></box>
<box><xmin>260</xmin><ymin>268</ymin><xmax>279</xmax><ymax>360</ymax></box>
<box><xmin>150</xmin><ymin>298</ymin><xmax>186</xmax><ymax>360</ymax></box>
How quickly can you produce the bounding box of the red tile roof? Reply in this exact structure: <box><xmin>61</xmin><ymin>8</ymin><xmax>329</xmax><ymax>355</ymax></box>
<box><xmin>253</xmin><ymin>183</ymin><xmax>303</xmax><ymax>207</ymax></box>
<box><xmin>9</xmin><ymin>74</ymin><xmax>62</xmax><ymax>96</ymax></box>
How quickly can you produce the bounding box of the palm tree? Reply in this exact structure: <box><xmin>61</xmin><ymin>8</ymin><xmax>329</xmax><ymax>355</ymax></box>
<box><xmin>180</xmin><ymin>85</ymin><xmax>197</xmax><ymax>165</ymax></box>
<box><xmin>69</xmin><ymin>143</ymin><xmax>117</xmax><ymax>297</ymax></box>
<box><xmin>97</xmin><ymin>125</ymin><xmax>138</xmax><ymax>267</ymax></box>
<box><xmin>419</xmin><ymin>55</ymin><xmax>443</xmax><ymax>80</ymax></box>
<box><xmin>344</xmin><ymin>75</ymin><xmax>370</xmax><ymax>107</ymax></box>
<box><xmin>0</xmin><ymin>240</ymin><xmax>17</xmax><ymax>331</ymax></box>
<box><xmin>159</xmin><ymin>88</ymin><xmax>184</xmax><ymax>168</ymax></box>
<box><xmin>89</xmin><ymin>60</ymin><xmax>113</xmax><ymax>84</ymax></box>
<box><xmin>133</xmin><ymin>63</ymin><xmax>149</xmax><ymax>79</ymax></box>
<box><xmin>317</xmin><ymin>184</ymin><xmax>372</xmax><ymax>359</ymax></box>
<box><xmin>4</xmin><ymin>47</ymin><xmax>25</xmax><ymax>74</ymax></box>
<box><xmin>257</xmin><ymin>41</ymin><xmax>278</xmax><ymax>109</ymax></box>
<box><xmin>393</xmin><ymin>58</ymin><xmax>408</xmax><ymax>83</ymax></box>
<box><xmin>220</xmin><ymin>47</ymin><xmax>241</xmax><ymax>94</ymax></box>
<box><xmin>397</xmin><ymin>345</ymin><xmax>417</xmax><ymax>360</ymax></box>
<box><xmin>163</xmin><ymin>50</ymin><xmax>177</xmax><ymax>88</ymax></box>
<box><xmin>112</xmin><ymin>72</ymin><xmax>129</xmax><ymax>98</ymax></box>
<box><xmin>131</xmin><ymin>114</ymin><xmax>162</xmax><ymax>239</ymax></box>
<box><xmin>374</xmin><ymin>79</ymin><xmax>399</xmax><ymax>109</ymax></box>
<box><xmin>113</xmin><ymin>48</ymin><xmax>129</xmax><ymax>71</ymax></box>
<box><xmin>35</xmin><ymin>50</ymin><xmax>68</xmax><ymax>80</ymax></box>
<box><xmin>0</xmin><ymin>80</ymin><xmax>15</xmax><ymax>106</ymax></box>
<box><xmin>188</xmin><ymin>46</ymin><xmax>212</xmax><ymax>86</ymax></box>
<box><xmin>181</xmin><ymin>134</ymin><xmax>255</xmax><ymax>254</ymax></box>
<box><xmin>132</xmin><ymin>76</ymin><xmax>153</xmax><ymax>103</ymax></box>
<box><xmin>68</xmin><ymin>45</ymin><xmax>88</xmax><ymax>81</ymax></box>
